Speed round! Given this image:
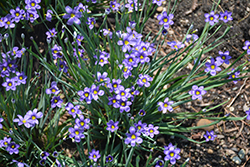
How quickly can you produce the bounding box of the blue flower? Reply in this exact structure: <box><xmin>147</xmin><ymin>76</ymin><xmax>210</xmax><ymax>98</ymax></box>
<box><xmin>125</xmin><ymin>126</ymin><xmax>143</xmax><ymax>147</ymax></box>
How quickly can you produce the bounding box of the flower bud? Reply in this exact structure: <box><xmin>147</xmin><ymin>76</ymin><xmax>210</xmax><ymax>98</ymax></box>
<box><xmin>21</xmin><ymin>33</ymin><xmax>25</xmax><ymax>39</ymax></box>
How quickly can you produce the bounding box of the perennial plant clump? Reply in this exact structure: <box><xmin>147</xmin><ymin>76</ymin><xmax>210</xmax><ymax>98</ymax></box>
<box><xmin>0</xmin><ymin>0</ymin><xmax>249</xmax><ymax>166</ymax></box>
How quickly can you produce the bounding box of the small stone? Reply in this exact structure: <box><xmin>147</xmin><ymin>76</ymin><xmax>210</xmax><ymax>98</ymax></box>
<box><xmin>232</xmin><ymin>156</ymin><xmax>242</xmax><ymax>164</ymax></box>
<box><xmin>207</xmin><ymin>149</ymin><xmax>213</xmax><ymax>154</ymax></box>
<box><xmin>243</xmin><ymin>104</ymin><xmax>249</xmax><ymax>112</ymax></box>
<box><xmin>232</xmin><ymin>147</ymin><xmax>238</xmax><ymax>152</ymax></box>
<box><xmin>247</xmin><ymin>7</ymin><xmax>250</xmax><ymax>12</ymax></box>
<box><xmin>217</xmin><ymin>135</ymin><xmax>224</xmax><ymax>139</ymax></box>
<box><xmin>157</xmin><ymin>6</ymin><xmax>163</xmax><ymax>12</ymax></box>
<box><xmin>196</xmin><ymin>119</ymin><xmax>214</xmax><ymax>131</ymax></box>
<box><xmin>225</xmin><ymin>149</ymin><xmax>236</xmax><ymax>156</ymax></box>
<box><xmin>238</xmin><ymin>149</ymin><xmax>245</xmax><ymax>159</ymax></box>
<box><xmin>229</xmin><ymin>107</ymin><xmax>234</xmax><ymax>112</ymax></box>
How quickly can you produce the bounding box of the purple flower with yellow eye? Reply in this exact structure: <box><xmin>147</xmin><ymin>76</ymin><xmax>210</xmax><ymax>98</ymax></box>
<box><xmin>110</xmin><ymin>0</ymin><xmax>120</xmax><ymax>11</ymax></box>
<box><xmin>15</xmin><ymin>72</ymin><xmax>27</xmax><ymax>85</ymax></box>
<box><xmin>115</xmin><ymin>85</ymin><xmax>131</xmax><ymax>101</ymax></box>
<box><xmin>90</xmin><ymin>84</ymin><xmax>104</xmax><ymax>101</ymax></box>
<box><xmin>158</xmin><ymin>97</ymin><xmax>174</xmax><ymax>113</ymax></box>
<box><xmin>12</xmin><ymin>160</ymin><xmax>29</xmax><ymax>167</ymax></box>
<box><xmin>189</xmin><ymin>85</ymin><xmax>206</xmax><ymax>100</ymax></box>
<box><xmin>68</xmin><ymin>125</ymin><xmax>85</xmax><ymax>142</ymax></box>
<box><xmin>2</xmin><ymin>77</ymin><xmax>17</xmax><ymax>91</ymax></box>
<box><xmin>106</xmin><ymin>155</ymin><xmax>113</xmax><ymax>162</ymax></box>
<box><xmin>134</xmin><ymin>50</ymin><xmax>150</xmax><ymax>64</ymax></box>
<box><xmin>125</xmin><ymin>0</ymin><xmax>141</xmax><ymax>12</ymax></box>
<box><xmin>138</xmin><ymin>109</ymin><xmax>146</xmax><ymax>116</ymax></box>
<box><xmin>77</xmin><ymin>3</ymin><xmax>90</xmax><ymax>14</ymax></box>
<box><xmin>51</xmin><ymin>96</ymin><xmax>63</xmax><ymax>108</ymax></box>
<box><xmin>117</xmin><ymin>33</ymin><xmax>136</xmax><ymax>52</ymax></box>
<box><xmin>7</xmin><ymin>59</ymin><xmax>17</xmax><ymax>73</ymax></box>
<box><xmin>204</xmin><ymin>130</ymin><xmax>217</xmax><ymax>142</ymax></box>
<box><xmin>107</xmin><ymin>79</ymin><xmax>122</xmax><ymax>92</ymax></box>
<box><xmin>130</xmin><ymin>86</ymin><xmax>139</xmax><ymax>101</ymax></box>
<box><xmin>119</xmin><ymin>100</ymin><xmax>132</xmax><ymax>113</ymax></box>
<box><xmin>219</xmin><ymin>10</ymin><xmax>233</xmax><ymax>23</ymax></box>
<box><xmin>46</xmin><ymin>81</ymin><xmax>60</xmax><ymax>95</ymax></box>
<box><xmin>123</xmin><ymin>53</ymin><xmax>139</xmax><ymax>68</ymax></box>
<box><xmin>26</xmin><ymin>9</ymin><xmax>39</xmax><ymax>23</ymax></box>
<box><xmin>134</xmin><ymin>120</ymin><xmax>147</xmax><ymax>133</ymax></box>
<box><xmin>57</xmin><ymin>60</ymin><xmax>68</xmax><ymax>73</ymax></box>
<box><xmin>78</xmin><ymin>87</ymin><xmax>92</xmax><ymax>104</ymax></box>
<box><xmin>39</xmin><ymin>159</ymin><xmax>46</xmax><ymax>166</ymax></box>
<box><xmin>46</xmin><ymin>9</ymin><xmax>53</xmax><ymax>21</ymax></box>
<box><xmin>155</xmin><ymin>160</ymin><xmax>164</xmax><ymax>167</ymax></box>
<box><xmin>52</xmin><ymin>151</ymin><xmax>58</xmax><ymax>157</ymax></box>
<box><xmin>152</xmin><ymin>0</ymin><xmax>165</xmax><ymax>6</ymax></box>
<box><xmin>75</xmin><ymin>115</ymin><xmax>90</xmax><ymax>130</ymax></box>
<box><xmin>137</xmin><ymin>74</ymin><xmax>153</xmax><ymax>87</ymax></box>
<box><xmin>13</xmin><ymin>114</ymin><xmax>32</xmax><ymax>128</ymax></box>
<box><xmin>86</xmin><ymin>17</ymin><xmax>96</xmax><ymax>29</ymax></box>
<box><xmin>157</xmin><ymin>12</ymin><xmax>174</xmax><ymax>29</ymax></box>
<box><xmin>108</xmin><ymin>95</ymin><xmax>120</xmax><ymax>108</ymax></box>
<box><xmin>94</xmin><ymin>54</ymin><xmax>109</xmax><ymax>66</ymax></box>
<box><xmin>228</xmin><ymin>68</ymin><xmax>240</xmax><ymax>84</ymax></box>
<box><xmin>167</xmin><ymin>41</ymin><xmax>185</xmax><ymax>50</ymax></box>
<box><xmin>101</xmin><ymin>28</ymin><xmax>113</xmax><ymax>39</ymax></box>
<box><xmin>205</xmin><ymin>58</ymin><xmax>222</xmax><ymax>76</ymax></box>
<box><xmin>0</xmin><ymin>137</ymin><xmax>11</xmax><ymax>147</ymax></box>
<box><xmin>46</xmin><ymin>28</ymin><xmax>57</xmax><ymax>39</ymax></box>
<box><xmin>0</xmin><ymin>61</ymin><xmax>9</xmax><ymax>77</ymax></box>
<box><xmin>125</xmin><ymin>126</ymin><xmax>143</xmax><ymax>147</ymax></box>
<box><xmin>120</xmin><ymin>64</ymin><xmax>132</xmax><ymax>79</ymax></box>
<box><xmin>3</xmin><ymin>14</ymin><xmax>15</xmax><ymax>29</ymax></box>
<box><xmin>144</xmin><ymin>124</ymin><xmax>159</xmax><ymax>138</ymax></box>
<box><xmin>89</xmin><ymin>149</ymin><xmax>101</xmax><ymax>162</ymax></box>
<box><xmin>65</xmin><ymin>103</ymin><xmax>81</xmax><ymax>118</ymax></box>
<box><xmin>72</xmin><ymin>35</ymin><xmax>84</xmax><ymax>46</ymax></box>
<box><xmin>106</xmin><ymin>120</ymin><xmax>119</xmax><ymax>132</ymax></box>
<box><xmin>97</xmin><ymin>72</ymin><xmax>110</xmax><ymax>86</ymax></box>
<box><xmin>40</xmin><ymin>151</ymin><xmax>50</xmax><ymax>160</ymax></box>
<box><xmin>25</xmin><ymin>0</ymin><xmax>41</xmax><ymax>10</ymax></box>
<box><xmin>6</xmin><ymin>142</ymin><xmax>20</xmax><ymax>155</ymax></box>
<box><xmin>164</xmin><ymin>143</ymin><xmax>181</xmax><ymax>165</ymax></box>
<box><xmin>243</xmin><ymin>40</ymin><xmax>250</xmax><ymax>55</ymax></box>
<box><xmin>26</xmin><ymin>108</ymin><xmax>43</xmax><ymax>125</ymax></box>
<box><xmin>63</xmin><ymin>6</ymin><xmax>81</xmax><ymax>25</ymax></box>
<box><xmin>51</xmin><ymin>44</ymin><xmax>63</xmax><ymax>59</ymax></box>
<box><xmin>217</xmin><ymin>51</ymin><xmax>231</xmax><ymax>64</ymax></box>
<box><xmin>205</xmin><ymin>11</ymin><xmax>219</xmax><ymax>26</ymax></box>
<box><xmin>10</xmin><ymin>7</ymin><xmax>25</xmax><ymax>23</ymax></box>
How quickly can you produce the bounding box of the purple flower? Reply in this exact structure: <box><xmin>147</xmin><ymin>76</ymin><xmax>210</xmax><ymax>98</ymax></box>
<box><xmin>40</xmin><ymin>151</ymin><xmax>50</xmax><ymax>160</ymax></box>
<box><xmin>144</xmin><ymin>124</ymin><xmax>159</xmax><ymax>138</ymax></box>
<box><xmin>134</xmin><ymin>120</ymin><xmax>147</xmax><ymax>133</ymax></box>
<box><xmin>97</xmin><ymin>72</ymin><xmax>110</xmax><ymax>86</ymax></box>
<box><xmin>120</xmin><ymin>65</ymin><xmax>133</xmax><ymax>79</ymax></box>
<box><xmin>6</xmin><ymin>142</ymin><xmax>20</xmax><ymax>155</ymax></box>
<box><xmin>77</xmin><ymin>3</ymin><xmax>90</xmax><ymax>14</ymax></box>
<box><xmin>138</xmin><ymin>109</ymin><xmax>146</xmax><ymax>116</ymax></box>
<box><xmin>3</xmin><ymin>14</ymin><xmax>15</xmax><ymax>29</ymax></box>
<box><xmin>63</xmin><ymin>6</ymin><xmax>81</xmax><ymax>25</ymax></box>
<box><xmin>125</xmin><ymin>126</ymin><xmax>143</xmax><ymax>147</ymax></box>
<box><xmin>0</xmin><ymin>118</ymin><xmax>3</xmax><ymax>129</ymax></box>
<box><xmin>75</xmin><ymin>115</ymin><xmax>90</xmax><ymax>129</ymax></box>
<box><xmin>106</xmin><ymin>120</ymin><xmax>119</xmax><ymax>132</ymax></box>
<box><xmin>12</xmin><ymin>160</ymin><xmax>29</xmax><ymax>167</ymax></box>
<box><xmin>186</xmin><ymin>34</ymin><xmax>199</xmax><ymax>43</ymax></box>
<box><xmin>115</xmin><ymin>85</ymin><xmax>131</xmax><ymax>101</ymax></box>
<box><xmin>13</xmin><ymin>114</ymin><xmax>32</xmax><ymax>128</ymax></box>
<box><xmin>157</xmin><ymin>12</ymin><xmax>174</xmax><ymax>29</ymax></box>
<box><xmin>46</xmin><ymin>28</ymin><xmax>57</xmax><ymax>39</ymax></box>
<box><xmin>39</xmin><ymin>159</ymin><xmax>46</xmax><ymax>166</ymax></box>
<box><xmin>110</xmin><ymin>0</ymin><xmax>120</xmax><ymax>11</ymax></box>
<box><xmin>26</xmin><ymin>9</ymin><xmax>39</xmax><ymax>23</ymax></box>
<box><xmin>167</xmin><ymin>41</ymin><xmax>185</xmax><ymax>50</ymax></box>
<box><xmin>125</xmin><ymin>0</ymin><xmax>141</xmax><ymax>12</ymax></box>
<box><xmin>158</xmin><ymin>97</ymin><xmax>174</xmax><ymax>113</ymax></box>
<box><xmin>52</xmin><ymin>151</ymin><xmax>59</xmax><ymax>157</ymax></box>
<box><xmin>65</xmin><ymin>102</ymin><xmax>81</xmax><ymax>118</ymax></box>
<box><xmin>205</xmin><ymin>58</ymin><xmax>222</xmax><ymax>76</ymax></box>
<box><xmin>51</xmin><ymin>44</ymin><xmax>63</xmax><ymax>59</ymax></box>
<box><xmin>123</xmin><ymin>53</ymin><xmax>139</xmax><ymax>68</ymax></box>
<box><xmin>86</xmin><ymin>17</ymin><xmax>96</xmax><ymax>29</ymax></box>
<box><xmin>78</xmin><ymin>87</ymin><xmax>92</xmax><ymax>104</ymax></box>
<box><xmin>57</xmin><ymin>60</ymin><xmax>69</xmax><ymax>73</ymax></box>
<box><xmin>101</xmin><ymin>28</ymin><xmax>113</xmax><ymax>39</ymax></box>
<box><xmin>72</xmin><ymin>35</ymin><xmax>84</xmax><ymax>46</ymax></box>
<box><xmin>68</xmin><ymin>125</ymin><xmax>85</xmax><ymax>142</ymax></box>
<box><xmin>25</xmin><ymin>0</ymin><xmax>41</xmax><ymax>10</ymax></box>
<box><xmin>46</xmin><ymin>9</ymin><xmax>53</xmax><ymax>21</ymax></box>
<box><xmin>189</xmin><ymin>85</ymin><xmax>207</xmax><ymax>100</ymax></box>
<box><xmin>228</xmin><ymin>68</ymin><xmax>240</xmax><ymax>84</ymax></box>
<box><xmin>89</xmin><ymin>149</ymin><xmax>101</xmax><ymax>162</ymax></box>
<box><xmin>117</xmin><ymin>33</ymin><xmax>136</xmax><ymax>52</ymax></box>
<box><xmin>7</xmin><ymin>59</ymin><xmax>17</xmax><ymax>73</ymax></box>
<box><xmin>0</xmin><ymin>61</ymin><xmax>9</xmax><ymax>77</ymax></box>
<box><xmin>243</xmin><ymin>40</ymin><xmax>250</xmax><ymax>55</ymax></box>
<box><xmin>0</xmin><ymin>137</ymin><xmax>11</xmax><ymax>148</ymax></box>
<box><xmin>119</xmin><ymin>100</ymin><xmax>132</xmax><ymax>113</ymax></box>
<box><xmin>152</xmin><ymin>0</ymin><xmax>165</xmax><ymax>6</ymax></box>
<box><xmin>204</xmin><ymin>130</ymin><xmax>217</xmax><ymax>141</ymax></box>
<box><xmin>204</xmin><ymin>11</ymin><xmax>219</xmax><ymax>26</ymax></box>
<box><xmin>2</xmin><ymin>77</ymin><xmax>17</xmax><ymax>91</ymax></box>
<box><xmin>73</xmin><ymin>48</ymin><xmax>85</xmax><ymax>60</ymax></box>
<box><xmin>246</xmin><ymin>109</ymin><xmax>250</xmax><ymax>120</ymax></box>
<box><xmin>219</xmin><ymin>10</ymin><xmax>233</xmax><ymax>23</ymax></box>
<box><xmin>108</xmin><ymin>95</ymin><xmax>120</xmax><ymax>108</ymax></box>
<box><xmin>51</xmin><ymin>96</ymin><xmax>63</xmax><ymax>108</ymax></box>
<box><xmin>155</xmin><ymin>160</ymin><xmax>164</xmax><ymax>167</ymax></box>
<box><xmin>164</xmin><ymin>143</ymin><xmax>181</xmax><ymax>165</ymax></box>
<box><xmin>134</xmin><ymin>50</ymin><xmax>150</xmax><ymax>64</ymax></box>
<box><xmin>15</xmin><ymin>71</ymin><xmax>27</xmax><ymax>85</ymax></box>
<box><xmin>10</xmin><ymin>7</ymin><xmax>25</xmax><ymax>23</ymax></box>
<box><xmin>137</xmin><ymin>74</ymin><xmax>153</xmax><ymax>87</ymax></box>
<box><xmin>94</xmin><ymin>54</ymin><xmax>109</xmax><ymax>66</ymax></box>
<box><xmin>106</xmin><ymin>155</ymin><xmax>113</xmax><ymax>162</ymax></box>
<box><xmin>90</xmin><ymin>84</ymin><xmax>104</xmax><ymax>101</ymax></box>
<box><xmin>107</xmin><ymin>79</ymin><xmax>122</xmax><ymax>92</ymax></box>
<box><xmin>217</xmin><ymin>51</ymin><xmax>231</xmax><ymax>64</ymax></box>
<box><xmin>130</xmin><ymin>86</ymin><xmax>139</xmax><ymax>101</ymax></box>
<box><xmin>46</xmin><ymin>81</ymin><xmax>60</xmax><ymax>95</ymax></box>
<box><xmin>26</xmin><ymin>108</ymin><xmax>43</xmax><ymax>125</ymax></box>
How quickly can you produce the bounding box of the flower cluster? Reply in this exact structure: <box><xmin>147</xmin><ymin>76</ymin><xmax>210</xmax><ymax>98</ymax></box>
<box><xmin>0</xmin><ymin>137</ymin><xmax>20</xmax><ymax>155</ymax></box>
<box><xmin>164</xmin><ymin>143</ymin><xmax>181</xmax><ymax>165</ymax></box>
<box><xmin>205</xmin><ymin>10</ymin><xmax>233</xmax><ymax>26</ymax></box>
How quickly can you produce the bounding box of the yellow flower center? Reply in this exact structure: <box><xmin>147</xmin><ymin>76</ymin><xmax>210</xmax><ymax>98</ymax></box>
<box><xmin>121</xmin><ymin>92</ymin><xmax>125</xmax><ymax>96</ymax></box>
<box><xmin>111</xmin><ymin>125</ymin><xmax>115</xmax><ymax>129</ymax></box>
<box><xmin>164</xmin><ymin>103</ymin><xmax>168</xmax><ymax>107</ymax></box>
<box><xmin>52</xmin><ymin>89</ymin><xmax>56</xmax><ymax>92</ymax></box>
<box><xmin>80</xmin><ymin>122</ymin><xmax>84</xmax><ymax>126</ymax></box>
<box><xmin>124</xmin><ymin>68</ymin><xmax>128</xmax><ymax>72</ymax></box>
<box><xmin>140</xmin><ymin>55</ymin><xmax>144</xmax><ymax>59</ymax></box>
<box><xmin>85</xmin><ymin>93</ymin><xmax>89</xmax><ymax>97</ymax></box>
<box><xmin>125</xmin><ymin>40</ymin><xmax>129</xmax><ymax>45</ymax></box>
<box><xmin>195</xmin><ymin>91</ymin><xmax>200</xmax><ymax>95</ymax></box>
<box><xmin>121</xmin><ymin>102</ymin><xmax>125</xmax><ymax>106</ymax></box>
<box><xmin>100</xmin><ymin>59</ymin><xmax>104</xmax><ymax>63</ymax></box>
<box><xmin>93</xmin><ymin>154</ymin><xmax>96</xmax><ymax>158</ymax></box>
<box><xmin>222</xmin><ymin>56</ymin><xmax>226</xmax><ymax>60</ymax></box>
<box><xmin>142</xmin><ymin>78</ymin><xmax>147</xmax><ymax>83</ymax></box>
<box><xmin>22</xmin><ymin>119</ymin><xmax>26</xmax><ymax>123</ymax></box>
<box><xmin>31</xmin><ymin>2</ymin><xmax>35</xmax><ymax>6</ymax></box>
<box><xmin>30</xmin><ymin>14</ymin><xmax>33</xmax><ymax>17</ymax></box>
<box><xmin>170</xmin><ymin>152</ymin><xmax>174</xmax><ymax>157</ymax></box>
<box><xmin>3</xmin><ymin>67</ymin><xmax>6</xmax><ymax>71</ymax></box>
<box><xmin>131</xmin><ymin>134</ymin><xmax>136</xmax><ymax>139</ymax></box>
<box><xmin>232</xmin><ymin>74</ymin><xmax>235</xmax><ymax>78</ymax></box>
<box><xmin>138</xmin><ymin>126</ymin><xmax>141</xmax><ymax>130</ymax></box>
<box><xmin>113</xmin><ymin>84</ymin><xmax>117</xmax><ymax>88</ymax></box>
<box><xmin>112</xmin><ymin>5</ymin><xmax>115</xmax><ymax>8</ymax></box>
<box><xmin>53</xmin><ymin>50</ymin><xmax>58</xmax><ymax>54</ymax></box>
<box><xmin>75</xmin><ymin>131</ymin><xmax>79</xmax><ymax>135</ymax></box>
<box><xmin>7</xmin><ymin>21</ymin><xmax>10</xmax><ymax>25</ymax></box>
<box><xmin>149</xmin><ymin>129</ymin><xmax>154</xmax><ymax>133</ymax></box>
<box><xmin>15</xmin><ymin>13</ymin><xmax>20</xmax><ymax>17</ymax></box>
<box><xmin>71</xmin><ymin>109</ymin><xmax>75</xmax><ymax>113</ymax></box>
<box><xmin>112</xmin><ymin>99</ymin><xmax>116</xmax><ymax>103</ymax></box>
<box><xmin>208</xmin><ymin>135</ymin><xmax>211</xmax><ymax>139</ymax></box>
<box><xmin>209</xmin><ymin>16</ymin><xmax>214</xmax><ymax>21</ymax></box>
<box><xmin>8</xmin><ymin>83</ymin><xmax>12</xmax><ymax>86</ymax></box>
<box><xmin>224</xmin><ymin>16</ymin><xmax>227</xmax><ymax>20</ymax></box>
<box><xmin>71</xmin><ymin>14</ymin><xmax>75</xmax><ymax>18</ymax></box>
<box><xmin>211</xmin><ymin>65</ymin><xmax>215</xmax><ymax>69</ymax></box>
<box><xmin>163</xmin><ymin>18</ymin><xmax>168</xmax><ymax>22</ymax></box>
<box><xmin>11</xmin><ymin>145</ymin><xmax>15</xmax><ymax>148</ymax></box>
<box><xmin>32</xmin><ymin>116</ymin><xmax>36</xmax><ymax>120</ymax></box>
<box><xmin>142</xmin><ymin>47</ymin><xmax>146</xmax><ymax>51</ymax></box>
<box><xmin>19</xmin><ymin>76</ymin><xmax>23</xmax><ymax>80</ymax></box>
<box><xmin>54</xmin><ymin>99</ymin><xmax>58</xmax><ymax>103</ymax></box>
<box><xmin>94</xmin><ymin>90</ymin><xmax>98</xmax><ymax>94</ymax></box>
<box><xmin>100</xmin><ymin>78</ymin><xmax>104</xmax><ymax>82</ymax></box>
<box><xmin>129</xmin><ymin>58</ymin><xmax>133</xmax><ymax>62</ymax></box>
